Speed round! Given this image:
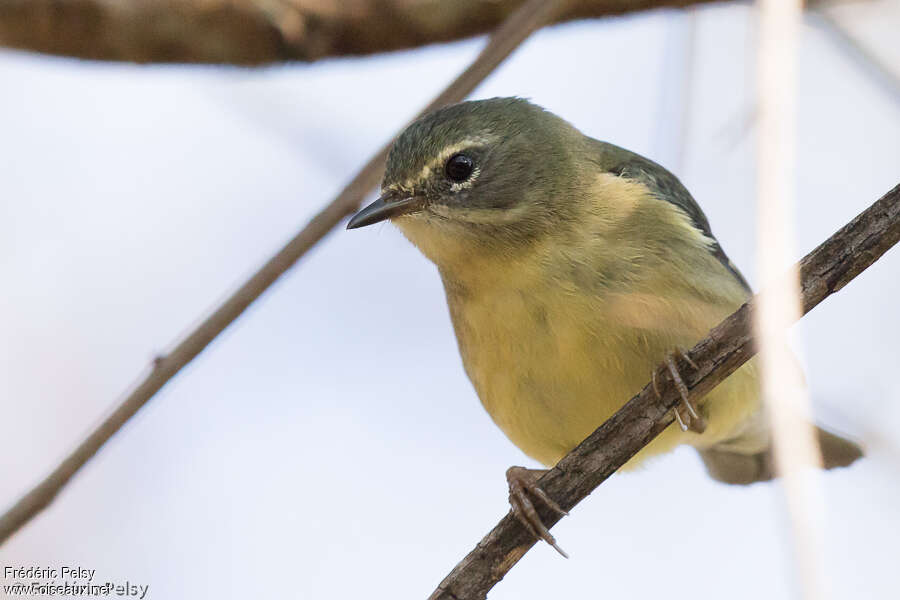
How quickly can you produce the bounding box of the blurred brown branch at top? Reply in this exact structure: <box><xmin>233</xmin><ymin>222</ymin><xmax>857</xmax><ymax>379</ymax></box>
<box><xmin>0</xmin><ymin>0</ymin><xmax>725</xmax><ymax>65</ymax></box>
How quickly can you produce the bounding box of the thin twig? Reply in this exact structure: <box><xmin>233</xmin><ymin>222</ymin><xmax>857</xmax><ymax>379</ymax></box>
<box><xmin>428</xmin><ymin>182</ymin><xmax>900</xmax><ymax>600</ymax></box>
<box><xmin>810</xmin><ymin>7</ymin><xmax>900</xmax><ymax>106</ymax></box>
<box><xmin>653</xmin><ymin>7</ymin><xmax>697</xmax><ymax>172</ymax></box>
<box><xmin>0</xmin><ymin>0</ymin><xmax>564</xmax><ymax>546</ymax></box>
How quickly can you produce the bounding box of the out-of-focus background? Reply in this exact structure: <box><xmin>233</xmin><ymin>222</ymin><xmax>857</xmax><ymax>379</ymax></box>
<box><xmin>1</xmin><ymin>1</ymin><xmax>899</xmax><ymax>598</ymax></box>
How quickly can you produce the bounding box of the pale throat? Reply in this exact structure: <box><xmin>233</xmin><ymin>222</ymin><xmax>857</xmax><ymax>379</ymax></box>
<box><xmin>391</xmin><ymin>189</ymin><xmax>625</xmax><ymax>300</ymax></box>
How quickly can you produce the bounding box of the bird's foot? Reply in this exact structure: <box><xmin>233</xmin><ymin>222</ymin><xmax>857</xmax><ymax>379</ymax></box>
<box><xmin>506</xmin><ymin>466</ymin><xmax>569</xmax><ymax>558</ymax></box>
<box><xmin>652</xmin><ymin>348</ymin><xmax>706</xmax><ymax>434</ymax></box>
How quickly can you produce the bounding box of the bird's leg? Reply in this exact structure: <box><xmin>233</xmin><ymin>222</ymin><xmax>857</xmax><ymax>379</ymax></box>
<box><xmin>655</xmin><ymin>349</ymin><xmax>706</xmax><ymax>434</ymax></box>
<box><xmin>506</xmin><ymin>466</ymin><xmax>569</xmax><ymax>558</ymax></box>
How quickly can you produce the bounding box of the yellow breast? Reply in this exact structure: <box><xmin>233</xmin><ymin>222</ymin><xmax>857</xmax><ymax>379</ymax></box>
<box><xmin>447</xmin><ymin>269</ymin><xmax>761</xmax><ymax>466</ymax></box>
<box><xmin>398</xmin><ymin>175</ymin><xmax>760</xmax><ymax>467</ymax></box>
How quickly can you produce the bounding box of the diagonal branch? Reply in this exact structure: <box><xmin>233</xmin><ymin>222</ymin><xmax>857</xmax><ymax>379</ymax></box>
<box><xmin>0</xmin><ymin>0</ymin><xmax>564</xmax><ymax>546</ymax></box>
<box><xmin>429</xmin><ymin>182</ymin><xmax>900</xmax><ymax>600</ymax></box>
<box><xmin>0</xmin><ymin>0</ymin><xmax>723</xmax><ymax>65</ymax></box>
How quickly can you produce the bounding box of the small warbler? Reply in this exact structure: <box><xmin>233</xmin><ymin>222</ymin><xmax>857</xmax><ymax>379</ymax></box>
<box><xmin>348</xmin><ymin>97</ymin><xmax>862</xmax><ymax>554</ymax></box>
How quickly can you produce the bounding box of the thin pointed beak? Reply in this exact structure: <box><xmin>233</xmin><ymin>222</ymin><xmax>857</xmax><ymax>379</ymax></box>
<box><xmin>346</xmin><ymin>191</ymin><xmax>424</xmax><ymax>230</ymax></box>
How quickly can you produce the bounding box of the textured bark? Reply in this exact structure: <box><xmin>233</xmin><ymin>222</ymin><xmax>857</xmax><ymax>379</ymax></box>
<box><xmin>0</xmin><ymin>0</ymin><xmax>723</xmax><ymax>65</ymax></box>
<box><xmin>429</xmin><ymin>182</ymin><xmax>900</xmax><ymax>600</ymax></box>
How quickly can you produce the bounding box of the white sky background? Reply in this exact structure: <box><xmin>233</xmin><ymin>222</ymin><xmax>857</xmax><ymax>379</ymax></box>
<box><xmin>1</xmin><ymin>3</ymin><xmax>899</xmax><ymax>599</ymax></box>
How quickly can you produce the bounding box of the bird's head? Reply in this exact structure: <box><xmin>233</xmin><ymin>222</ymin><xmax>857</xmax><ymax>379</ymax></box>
<box><xmin>347</xmin><ymin>98</ymin><xmax>585</xmax><ymax>267</ymax></box>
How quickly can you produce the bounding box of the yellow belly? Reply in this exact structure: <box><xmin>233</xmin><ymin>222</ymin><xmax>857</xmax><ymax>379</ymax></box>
<box><xmin>449</xmin><ymin>283</ymin><xmax>761</xmax><ymax>468</ymax></box>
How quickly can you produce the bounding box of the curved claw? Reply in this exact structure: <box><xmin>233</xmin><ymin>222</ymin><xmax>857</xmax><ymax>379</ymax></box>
<box><xmin>675</xmin><ymin>347</ymin><xmax>698</xmax><ymax>370</ymax></box>
<box><xmin>506</xmin><ymin>466</ymin><xmax>569</xmax><ymax>558</ymax></box>
<box><xmin>673</xmin><ymin>405</ymin><xmax>689</xmax><ymax>431</ymax></box>
<box><xmin>662</xmin><ymin>350</ymin><xmax>707</xmax><ymax>434</ymax></box>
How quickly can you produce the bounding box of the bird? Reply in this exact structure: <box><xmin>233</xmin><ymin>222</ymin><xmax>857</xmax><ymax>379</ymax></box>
<box><xmin>346</xmin><ymin>97</ymin><xmax>863</xmax><ymax>555</ymax></box>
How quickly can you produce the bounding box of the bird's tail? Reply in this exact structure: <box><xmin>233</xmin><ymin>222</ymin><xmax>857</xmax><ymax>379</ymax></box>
<box><xmin>699</xmin><ymin>426</ymin><xmax>864</xmax><ymax>485</ymax></box>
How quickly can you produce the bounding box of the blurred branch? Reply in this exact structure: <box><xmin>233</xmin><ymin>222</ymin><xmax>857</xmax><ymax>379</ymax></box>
<box><xmin>809</xmin><ymin>7</ymin><xmax>900</xmax><ymax>106</ymax></box>
<box><xmin>0</xmin><ymin>0</ymin><xmax>563</xmax><ymax>546</ymax></box>
<box><xmin>755</xmin><ymin>0</ymin><xmax>827</xmax><ymax>597</ymax></box>
<box><xmin>0</xmin><ymin>0</ymin><xmax>727</xmax><ymax>64</ymax></box>
<box><xmin>429</xmin><ymin>182</ymin><xmax>900</xmax><ymax>600</ymax></box>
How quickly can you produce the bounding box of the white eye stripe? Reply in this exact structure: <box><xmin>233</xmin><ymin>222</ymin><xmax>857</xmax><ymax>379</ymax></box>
<box><xmin>399</xmin><ymin>135</ymin><xmax>497</xmax><ymax>190</ymax></box>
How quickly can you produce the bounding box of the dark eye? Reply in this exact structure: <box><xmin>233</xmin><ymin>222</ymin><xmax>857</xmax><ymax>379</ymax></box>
<box><xmin>444</xmin><ymin>153</ymin><xmax>475</xmax><ymax>182</ymax></box>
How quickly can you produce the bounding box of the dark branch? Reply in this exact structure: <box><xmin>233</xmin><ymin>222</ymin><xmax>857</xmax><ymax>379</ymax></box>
<box><xmin>429</xmin><ymin>182</ymin><xmax>900</xmax><ymax>600</ymax></box>
<box><xmin>0</xmin><ymin>0</ymin><xmax>724</xmax><ymax>65</ymax></box>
